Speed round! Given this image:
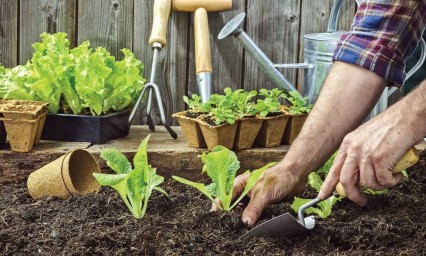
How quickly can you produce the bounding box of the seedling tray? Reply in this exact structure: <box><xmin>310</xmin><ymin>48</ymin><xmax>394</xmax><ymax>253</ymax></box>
<box><xmin>41</xmin><ymin>110</ymin><xmax>131</xmax><ymax>144</ymax></box>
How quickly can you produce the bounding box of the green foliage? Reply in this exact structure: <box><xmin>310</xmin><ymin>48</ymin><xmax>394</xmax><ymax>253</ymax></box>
<box><xmin>291</xmin><ymin>153</ymin><xmax>342</xmax><ymax>219</ymax></box>
<box><xmin>0</xmin><ymin>32</ymin><xmax>145</xmax><ymax>115</ymax></box>
<box><xmin>283</xmin><ymin>91</ymin><xmax>313</xmax><ymax>115</ymax></box>
<box><xmin>93</xmin><ymin>135</ymin><xmax>167</xmax><ymax>219</ymax></box>
<box><xmin>0</xmin><ymin>65</ymin><xmax>37</xmax><ymax>101</ymax></box>
<box><xmin>256</xmin><ymin>88</ymin><xmax>284</xmax><ymax>117</ymax></box>
<box><xmin>183</xmin><ymin>94</ymin><xmax>207</xmax><ymax>112</ymax></box>
<box><xmin>172</xmin><ymin>145</ymin><xmax>276</xmax><ymax>211</ymax></box>
<box><xmin>202</xmin><ymin>88</ymin><xmax>239</xmax><ymax>125</ymax></box>
<box><xmin>230</xmin><ymin>89</ymin><xmax>258</xmax><ymax>118</ymax></box>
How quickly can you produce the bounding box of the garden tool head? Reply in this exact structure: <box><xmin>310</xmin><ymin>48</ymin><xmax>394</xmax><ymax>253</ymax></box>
<box><xmin>172</xmin><ymin>0</ymin><xmax>232</xmax><ymax>102</ymax></box>
<box><xmin>241</xmin><ymin>146</ymin><xmax>420</xmax><ymax>239</ymax></box>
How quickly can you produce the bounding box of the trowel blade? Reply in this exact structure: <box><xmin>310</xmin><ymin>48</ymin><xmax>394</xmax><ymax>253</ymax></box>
<box><xmin>240</xmin><ymin>213</ymin><xmax>314</xmax><ymax>239</ymax></box>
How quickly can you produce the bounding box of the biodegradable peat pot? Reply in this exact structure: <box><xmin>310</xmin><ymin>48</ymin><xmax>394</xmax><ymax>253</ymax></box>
<box><xmin>172</xmin><ymin>111</ymin><xmax>206</xmax><ymax>148</ymax></box>
<box><xmin>198</xmin><ymin>118</ymin><xmax>237</xmax><ymax>150</ymax></box>
<box><xmin>41</xmin><ymin>110</ymin><xmax>131</xmax><ymax>144</ymax></box>
<box><xmin>255</xmin><ymin>114</ymin><xmax>289</xmax><ymax>147</ymax></box>
<box><xmin>0</xmin><ymin>100</ymin><xmax>49</xmax><ymax>152</ymax></box>
<box><xmin>233</xmin><ymin>117</ymin><xmax>264</xmax><ymax>150</ymax></box>
<box><xmin>282</xmin><ymin>114</ymin><xmax>308</xmax><ymax>145</ymax></box>
<box><xmin>27</xmin><ymin>149</ymin><xmax>102</xmax><ymax>200</ymax></box>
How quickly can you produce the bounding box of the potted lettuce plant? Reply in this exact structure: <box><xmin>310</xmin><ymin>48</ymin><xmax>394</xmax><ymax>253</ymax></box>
<box><xmin>172</xmin><ymin>94</ymin><xmax>207</xmax><ymax>148</ymax></box>
<box><xmin>0</xmin><ymin>32</ymin><xmax>145</xmax><ymax>144</ymax></box>
<box><xmin>281</xmin><ymin>91</ymin><xmax>313</xmax><ymax>144</ymax></box>
<box><xmin>254</xmin><ymin>88</ymin><xmax>289</xmax><ymax>147</ymax></box>
<box><xmin>197</xmin><ymin>88</ymin><xmax>238</xmax><ymax>150</ymax></box>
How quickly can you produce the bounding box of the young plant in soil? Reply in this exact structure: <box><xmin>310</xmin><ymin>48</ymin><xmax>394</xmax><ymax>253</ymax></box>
<box><xmin>230</xmin><ymin>89</ymin><xmax>258</xmax><ymax>118</ymax></box>
<box><xmin>255</xmin><ymin>88</ymin><xmax>285</xmax><ymax>117</ymax></box>
<box><xmin>182</xmin><ymin>94</ymin><xmax>208</xmax><ymax>118</ymax></box>
<box><xmin>93</xmin><ymin>134</ymin><xmax>167</xmax><ymax>219</ymax></box>
<box><xmin>172</xmin><ymin>145</ymin><xmax>276</xmax><ymax>211</ymax></box>
<box><xmin>202</xmin><ymin>88</ymin><xmax>238</xmax><ymax>126</ymax></box>
<box><xmin>291</xmin><ymin>153</ymin><xmax>342</xmax><ymax>218</ymax></box>
<box><xmin>283</xmin><ymin>91</ymin><xmax>313</xmax><ymax>115</ymax></box>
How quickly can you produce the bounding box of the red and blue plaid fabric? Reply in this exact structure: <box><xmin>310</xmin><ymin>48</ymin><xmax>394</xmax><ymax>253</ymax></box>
<box><xmin>333</xmin><ymin>0</ymin><xmax>426</xmax><ymax>86</ymax></box>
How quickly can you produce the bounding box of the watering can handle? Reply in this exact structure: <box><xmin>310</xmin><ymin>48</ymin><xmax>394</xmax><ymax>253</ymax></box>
<box><xmin>327</xmin><ymin>0</ymin><xmax>362</xmax><ymax>32</ymax></box>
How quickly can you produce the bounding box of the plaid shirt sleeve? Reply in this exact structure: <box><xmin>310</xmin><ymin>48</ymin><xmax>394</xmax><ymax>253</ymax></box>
<box><xmin>333</xmin><ymin>0</ymin><xmax>426</xmax><ymax>86</ymax></box>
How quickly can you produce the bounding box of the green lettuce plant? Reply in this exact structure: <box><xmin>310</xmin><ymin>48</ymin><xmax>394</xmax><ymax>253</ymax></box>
<box><xmin>230</xmin><ymin>89</ymin><xmax>258</xmax><ymax>118</ymax></box>
<box><xmin>93</xmin><ymin>135</ymin><xmax>167</xmax><ymax>219</ymax></box>
<box><xmin>283</xmin><ymin>91</ymin><xmax>313</xmax><ymax>115</ymax></box>
<box><xmin>255</xmin><ymin>88</ymin><xmax>284</xmax><ymax>117</ymax></box>
<box><xmin>0</xmin><ymin>32</ymin><xmax>145</xmax><ymax>115</ymax></box>
<box><xmin>291</xmin><ymin>152</ymin><xmax>341</xmax><ymax>218</ymax></box>
<box><xmin>172</xmin><ymin>145</ymin><xmax>276</xmax><ymax>211</ymax></box>
<box><xmin>202</xmin><ymin>88</ymin><xmax>238</xmax><ymax>125</ymax></box>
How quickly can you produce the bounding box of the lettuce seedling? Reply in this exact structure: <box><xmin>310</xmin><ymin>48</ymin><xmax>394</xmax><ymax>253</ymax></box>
<box><xmin>283</xmin><ymin>91</ymin><xmax>313</xmax><ymax>115</ymax></box>
<box><xmin>256</xmin><ymin>88</ymin><xmax>284</xmax><ymax>117</ymax></box>
<box><xmin>291</xmin><ymin>152</ymin><xmax>342</xmax><ymax>219</ymax></box>
<box><xmin>93</xmin><ymin>135</ymin><xmax>167</xmax><ymax>219</ymax></box>
<box><xmin>172</xmin><ymin>145</ymin><xmax>276</xmax><ymax>211</ymax></box>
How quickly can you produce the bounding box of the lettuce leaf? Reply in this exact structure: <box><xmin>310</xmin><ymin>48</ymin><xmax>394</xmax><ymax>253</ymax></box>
<box><xmin>173</xmin><ymin>145</ymin><xmax>276</xmax><ymax>211</ymax></box>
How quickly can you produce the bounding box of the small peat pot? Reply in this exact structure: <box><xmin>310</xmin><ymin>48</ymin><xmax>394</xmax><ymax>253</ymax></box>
<box><xmin>255</xmin><ymin>114</ymin><xmax>289</xmax><ymax>148</ymax></box>
<box><xmin>172</xmin><ymin>111</ymin><xmax>206</xmax><ymax>148</ymax></box>
<box><xmin>233</xmin><ymin>117</ymin><xmax>264</xmax><ymax>150</ymax></box>
<box><xmin>27</xmin><ymin>149</ymin><xmax>102</xmax><ymax>200</ymax></box>
<box><xmin>282</xmin><ymin>114</ymin><xmax>308</xmax><ymax>145</ymax></box>
<box><xmin>0</xmin><ymin>100</ymin><xmax>48</xmax><ymax>152</ymax></box>
<box><xmin>198</xmin><ymin>118</ymin><xmax>237</xmax><ymax>150</ymax></box>
<box><xmin>41</xmin><ymin>110</ymin><xmax>131</xmax><ymax>144</ymax></box>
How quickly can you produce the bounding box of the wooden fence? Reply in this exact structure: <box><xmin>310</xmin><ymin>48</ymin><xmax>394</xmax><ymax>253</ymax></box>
<box><xmin>0</xmin><ymin>0</ymin><xmax>356</xmax><ymax>125</ymax></box>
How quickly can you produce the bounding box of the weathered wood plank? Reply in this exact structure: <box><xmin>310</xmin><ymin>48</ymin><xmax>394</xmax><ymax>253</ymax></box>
<box><xmin>297</xmin><ymin>0</ymin><xmax>356</xmax><ymax>91</ymax></box>
<box><xmin>0</xmin><ymin>126</ymin><xmax>291</xmax><ymax>184</ymax></box>
<box><xmin>187</xmin><ymin>0</ymin><xmax>245</xmax><ymax>96</ymax></box>
<box><xmin>77</xmin><ymin>0</ymin><xmax>133</xmax><ymax>60</ymax></box>
<box><xmin>244</xmin><ymin>0</ymin><xmax>301</xmax><ymax>92</ymax></box>
<box><xmin>19</xmin><ymin>0</ymin><xmax>77</xmax><ymax>64</ymax></box>
<box><xmin>0</xmin><ymin>0</ymin><xmax>18</xmax><ymax>68</ymax></box>
<box><xmin>133</xmin><ymin>0</ymin><xmax>189</xmax><ymax>126</ymax></box>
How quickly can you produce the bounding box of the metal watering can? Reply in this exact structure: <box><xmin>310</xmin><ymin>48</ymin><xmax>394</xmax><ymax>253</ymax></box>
<box><xmin>218</xmin><ymin>0</ymin><xmax>426</xmax><ymax>118</ymax></box>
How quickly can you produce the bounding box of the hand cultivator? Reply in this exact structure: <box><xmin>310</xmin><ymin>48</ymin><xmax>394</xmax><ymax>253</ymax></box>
<box><xmin>129</xmin><ymin>0</ymin><xmax>177</xmax><ymax>139</ymax></box>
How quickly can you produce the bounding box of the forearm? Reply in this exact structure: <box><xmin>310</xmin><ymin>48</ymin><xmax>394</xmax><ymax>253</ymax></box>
<box><xmin>386</xmin><ymin>79</ymin><xmax>426</xmax><ymax>142</ymax></box>
<box><xmin>279</xmin><ymin>61</ymin><xmax>387</xmax><ymax>178</ymax></box>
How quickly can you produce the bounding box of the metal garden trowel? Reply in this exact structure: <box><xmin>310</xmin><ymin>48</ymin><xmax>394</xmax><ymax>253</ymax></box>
<box><xmin>241</xmin><ymin>146</ymin><xmax>420</xmax><ymax>239</ymax></box>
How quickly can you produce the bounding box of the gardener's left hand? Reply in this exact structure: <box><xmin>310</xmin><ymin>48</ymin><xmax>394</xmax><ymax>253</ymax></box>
<box><xmin>318</xmin><ymin>106</ymin><xmax>421</xmax><ymax>206</ymax></box>
<box><xmin>211</xmin><ymin>163</ymin><xmax>307</xmax><ymax>225</ymax></box>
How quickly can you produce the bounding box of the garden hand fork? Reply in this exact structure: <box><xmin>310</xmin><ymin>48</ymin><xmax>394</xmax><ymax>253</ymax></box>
<box><xmin>129</xmin><ymin>0</ymin><xmax>177</xmax><ymax>139</ymax></box>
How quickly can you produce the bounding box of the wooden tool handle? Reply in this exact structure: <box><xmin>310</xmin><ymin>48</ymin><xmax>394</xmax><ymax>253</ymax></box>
<box><xmin>149</xmin><ymin>0</ymin><xmax>172</xmax><ymax>46</ymax></box>
<box><xmin>335</xmin><ymin>146</ymin><xmax>420</xmax><ymax>197</ymax></box>
<box><xmin>172</xmin><ymin>0</ymin><xmax>232</xmax><ymax>12</ymax></box>
<box><xmin>194</xmin><ymin>8</ymin><xmax>212</xmax><ymax>73</ymax></box>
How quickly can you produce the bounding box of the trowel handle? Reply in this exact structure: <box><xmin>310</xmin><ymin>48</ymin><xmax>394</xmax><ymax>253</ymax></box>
<box><xmin>149</xmin><ymin>0</ymin><xmax>172</xmax><ymax>46</ymax></box>
<box><xmin>335</xmin><ymin>146</ymin><xmax>420</xmax><ymax>197</ymax></box>
<box><xmin>194</xmin><ymin>7</ymin><xmax>212</xmax><ymax>73</ymax></box>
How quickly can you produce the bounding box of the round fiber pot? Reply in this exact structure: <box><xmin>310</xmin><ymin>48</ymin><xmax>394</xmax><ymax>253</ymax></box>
<box><xmin>27</xmin><ymin>149</ymin><xmax>102</xmax><ymax>200</ymax></box>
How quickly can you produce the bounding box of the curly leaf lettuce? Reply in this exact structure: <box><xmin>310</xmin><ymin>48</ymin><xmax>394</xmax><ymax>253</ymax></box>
<box><xmin>29</xmin><ymin>32</ymin><xmax>82</xmax><ymax>114</ymax></box>
<box><xmin>0</xmin><ymin>65</ymin><xmax>37</xmax><ymax>100</ymax></box>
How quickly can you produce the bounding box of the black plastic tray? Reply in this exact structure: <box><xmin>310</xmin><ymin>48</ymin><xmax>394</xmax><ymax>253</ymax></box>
<box><xmin>41</xmin><ymin>110</ymin><xmax>131</xmax><ymax>144</ymax></box>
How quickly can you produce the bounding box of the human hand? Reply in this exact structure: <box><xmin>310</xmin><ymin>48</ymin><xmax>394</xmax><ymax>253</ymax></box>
<box><xmin>318</xmin><ymin>110</ymin><xmax>420</xmax><ymax>206</ymax></box>
<box><xmin>211</xmin><ymin>163</ymin><xmax>307</xmax><ymax>225</ymax></box>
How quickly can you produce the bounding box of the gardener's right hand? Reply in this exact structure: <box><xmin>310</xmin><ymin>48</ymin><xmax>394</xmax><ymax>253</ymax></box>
<box><xmin>211</xmin><ymin>163</ymin><xmax>307</xmax><ymax>225</ymax></box>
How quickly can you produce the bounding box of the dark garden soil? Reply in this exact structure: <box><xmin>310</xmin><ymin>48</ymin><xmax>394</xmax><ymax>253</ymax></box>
<box><xmin>1</xmin><ymin>156</ymin><xmax>425</xmax><ymax>256</ymax></box>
